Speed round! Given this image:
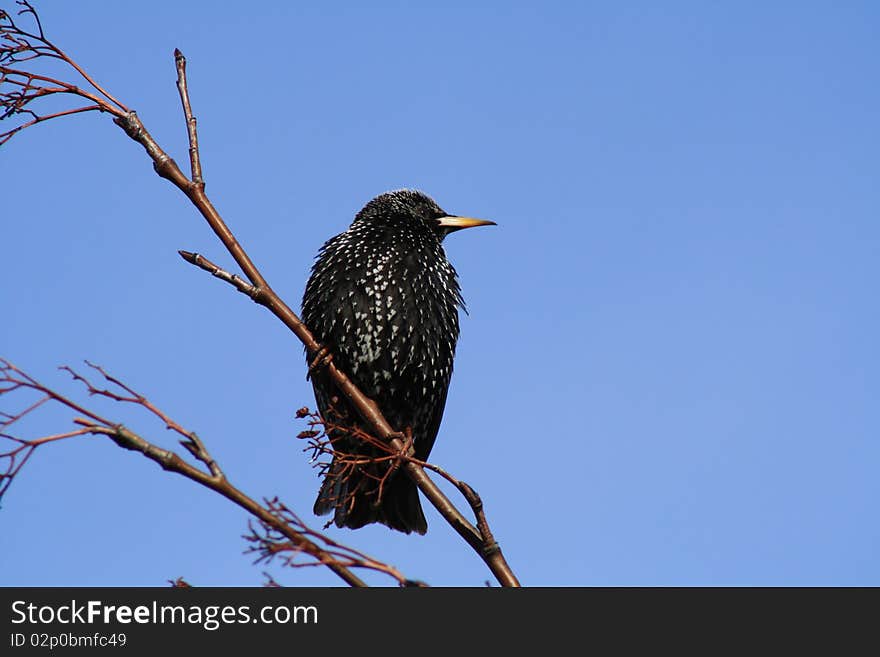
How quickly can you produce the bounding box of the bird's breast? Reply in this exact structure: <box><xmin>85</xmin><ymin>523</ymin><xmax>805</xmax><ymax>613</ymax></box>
<box><xmin>303</xmin><ymin>236</ymin><xmax>460</xmax><ymax>410</ymax></box>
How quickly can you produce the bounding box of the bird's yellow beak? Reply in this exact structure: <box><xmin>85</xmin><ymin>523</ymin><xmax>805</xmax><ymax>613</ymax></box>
<box><xmin>437</xmin><ymin>216</ymin><xmax>497</xmax><ymax>231</ymax></box>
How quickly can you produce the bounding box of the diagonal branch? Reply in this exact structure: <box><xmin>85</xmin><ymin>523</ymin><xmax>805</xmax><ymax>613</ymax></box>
<box><xmin>179</xmin><ymin>249</ymin><xmax>512</xmax><ymax>568</ymax></box>
<box><xmin>162</xmin><ymin>67</ymin><xmax>509</xmax><ymax>567</ymax></box>
<box><xmin>0</xmin><ymin>359</ymin><xmax>418</xmax><ymax>587</ymax></box>
<box><xmin>1</xmin><ymin>2</ymin><xmax>520</xmax><ymax>587</ymax></box>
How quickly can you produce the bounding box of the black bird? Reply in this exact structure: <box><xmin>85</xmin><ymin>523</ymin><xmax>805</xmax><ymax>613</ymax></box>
<box><xmin>302</xmin><ymin>189</ymin><xmax>495</xmax><ymax>534</ymax></box>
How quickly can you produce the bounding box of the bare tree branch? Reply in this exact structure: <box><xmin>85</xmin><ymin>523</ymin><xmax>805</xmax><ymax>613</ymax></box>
<box><xmin>182</xmin><ymin>251</ymin><xmax>510</xmax><ymax>563</ymax></box>
<box><xmin>1</xmin><ymin>2</ymin><xmax>129</xmax><ymax>144</ymax></box>
<box><xmin>0</xmin><ymin>359</ymin><xmax>418</xmax><ymax>587</ymax></box>
<box><xmin>0</xmin><ymin>2</ymin><xmax>520</xmax><ymax>587</ymax></box>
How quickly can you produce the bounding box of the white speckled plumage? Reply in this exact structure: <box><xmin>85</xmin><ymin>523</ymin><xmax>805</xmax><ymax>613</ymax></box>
<box><xmin>302</xmin><ymin>189</ymin><xmax>469</xmax><ymax>534</ymax></box>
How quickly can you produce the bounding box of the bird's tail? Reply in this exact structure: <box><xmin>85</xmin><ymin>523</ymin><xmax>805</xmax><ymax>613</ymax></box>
<box><xmin>314</xmin><ymin>456</ymin><xmax>427</xmax><ymax>535</ymax></box>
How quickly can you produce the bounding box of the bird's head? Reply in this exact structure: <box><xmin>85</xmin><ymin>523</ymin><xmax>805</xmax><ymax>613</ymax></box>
<box><xmin>352</xmin><ymin>189</ymin><xmax>495</xmax><ymax>241</ymax></box>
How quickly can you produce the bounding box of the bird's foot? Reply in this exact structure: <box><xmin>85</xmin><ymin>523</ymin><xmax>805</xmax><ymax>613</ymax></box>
<box><xmin>306</xmin><ymin>346</ymin><xmax>333</xmax><ymax>380</ymax></box>
<box><xmin>388</xmin><ymin>427</ymin><xmax>414</xmax><ymax>473</ymax></box>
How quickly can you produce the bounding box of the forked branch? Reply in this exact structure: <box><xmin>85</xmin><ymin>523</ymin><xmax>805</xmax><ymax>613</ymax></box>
<box><xmin>0</xmin><ymin>1</ymin><xmax>129</xmax><ymax>145</ymax></box>
<box><xmin>0</xmin><ymin>2</ymin><xmax>520</xmax><ymax>587</ymax></box>
<box><xmin>0</xmin><ymin>359</ymin><xmax>413</xmax><ymax>587</ymax></box>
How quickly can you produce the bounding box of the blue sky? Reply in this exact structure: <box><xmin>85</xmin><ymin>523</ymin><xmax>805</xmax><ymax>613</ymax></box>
<box><xmin>2</xmin><ymin>1</ymin><xmax>878</xmax><ymax>586</ymax></box>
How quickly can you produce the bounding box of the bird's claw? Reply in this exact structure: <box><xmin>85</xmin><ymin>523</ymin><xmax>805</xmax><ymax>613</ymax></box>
<box><xmin>388</xmin><ymin>428</ymin><xmax>414</xmax><ymax>474</ymax></box>
<box><xmin>306</xmin><ymin>346</ymin><xmax>333</xmax><ymax>380</ymax></box>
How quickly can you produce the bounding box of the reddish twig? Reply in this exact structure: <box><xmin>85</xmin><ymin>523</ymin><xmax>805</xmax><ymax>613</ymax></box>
<box><xmin>1</xmin><ymin>4</ymin><xmax>128</xmax><ymax>145</ymax></box>
<box><xmin>245</xmin><ymin>498</ymin><xmax>411</xmax><ymax>586</ymax></box>
<box><xmin>0</xmin><ymin>359</ymin><xmax>420</xmax><ymax>587</ymax></box>
<box><xmin>0</xmin><ymin>104</ymin><xmax>100</xmax><ymax>144</ymax></box>
<box><xmin>1</xmin><ymin>2</ymin><xmax>128</xmax><ymax>110</ymax></box>
<box><xmin>297</xmin><ymin>409</ymin><xmax>500</xmax><ymax>555</ymax></box>
<box><xmin>0</xmin><ymin>2</ymin><xmax>520</xmax><ymax>587</ymax></box>
<box><xmin>60</xmin><ymin>360</ymin><xmax>224</xmax><ymax>479</ymax></box>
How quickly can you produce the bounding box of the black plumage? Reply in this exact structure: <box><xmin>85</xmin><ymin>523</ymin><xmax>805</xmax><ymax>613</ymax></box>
<box><xmin>302</xmin><ymin>189</ymin><xmax>494</xmax><ymax>534</ymax></box>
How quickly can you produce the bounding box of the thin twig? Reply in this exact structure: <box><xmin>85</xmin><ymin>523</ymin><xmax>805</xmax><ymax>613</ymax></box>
<box><xmin>2</xmin><ymin>1</ymin><xmax>129</xmax><ymax>112</ymax></box>
<box><xmin>299</xmin><ymin>409</ymin><xmax>501</xmax><ymax>554</ymax></box>
<box><xmin>0</xmin><ymin>359</ymin><xmax>416</xmax><ymax>587</ymax></box>
<box><xmin>178</xmin><ymin>250</ymin><xmax>258</xmax><ymax>299</ymax></box>
<box><xmin>1</xmin><ymin>4</ymin><xmax>520</xmax><ymax>587</ymax></box>
<box><xmin>174</xmin><ymin>48</ymin><xmax>202</xmax><ymax>186</ymax></box>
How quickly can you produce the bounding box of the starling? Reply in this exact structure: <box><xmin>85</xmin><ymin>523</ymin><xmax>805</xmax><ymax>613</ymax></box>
<box><xmin>302</xmin><ymin>189</ymin><xmax>495</xmax><ymax>534</ymax></box>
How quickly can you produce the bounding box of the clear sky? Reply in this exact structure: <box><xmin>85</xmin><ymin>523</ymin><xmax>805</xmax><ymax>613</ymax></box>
<box><xmin>2</xmin><ymin>1</ymin><xmax>878</xmax><ymax>586</ymax></box>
